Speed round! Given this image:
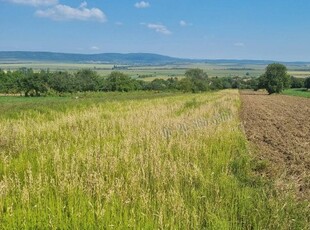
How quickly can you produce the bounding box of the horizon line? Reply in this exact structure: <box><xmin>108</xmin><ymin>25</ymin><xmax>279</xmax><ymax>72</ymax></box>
<box><xmin>1</xmin><ymin>50</ymin><xmax>310</xmax><ymax>63</ymax></box>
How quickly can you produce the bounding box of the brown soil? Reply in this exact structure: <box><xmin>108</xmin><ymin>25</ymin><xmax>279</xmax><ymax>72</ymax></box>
<box><xmin>240</xmin><ymin>90</ymin><xmax>310</xmax><ymax>200</ymax></box>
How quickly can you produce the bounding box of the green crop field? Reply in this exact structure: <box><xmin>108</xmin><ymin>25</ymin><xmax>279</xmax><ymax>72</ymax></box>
<box><xmin>0</xmin><ymin>90</ymin><xmax>308</xmax><ymax>229</ymax></box>
<box><xmin>2</xmin><ymin>61</ymin><xmax>310</xmax><ymax>80</ymax></box>
<box><xmin>283</xmin><ymin>88</ymin><xmax>310</xmax><ymax>98</ymax></box>
<box><xmin>0</xmin><ymin>61</ymin><xmax>264</xmax><ymax>79</ymax></box>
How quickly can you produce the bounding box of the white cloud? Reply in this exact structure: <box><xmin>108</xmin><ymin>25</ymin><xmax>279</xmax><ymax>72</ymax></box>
<box><xmin>134</xmin><ymin>1</ymin><xmax>150</xmax><ymax>9</ymax></box>
<box><xmin>5</xmin><ymin>0</ymin><xmax>58</xmax><ymax>6</ymax></box>
<box><xmin>147</xmin><ymin>23</ymin><xmax>171</xmax><ymax>35</ymax></box>
<box><xmin>234</xmin><ymin>42</ymin><xmax>245</xmax><ymax>47</ymax></box>
<box><xmin>90</xmin><ymin>46</ymin><xmax>100</xmax><ymax>51</ymax></box>
<box><xmin>79</xmin><ymin>1</ymin><xmax>87</xmax><ymax>8</ymax></box>
<box><xmin>179</xmin><ymin>20</ymin><xmax>192</xmax><ymax>27</ymax></box>
<box><xmin>35</xmin><ymin>2</ymin><xmax>107</xmax><ymax>22</ymax></box>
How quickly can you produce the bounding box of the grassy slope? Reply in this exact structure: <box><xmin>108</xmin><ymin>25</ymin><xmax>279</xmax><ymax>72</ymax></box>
<box><xmin>0</xmin><ymin>91</ymin><xmax>308</xmax><ymax>229</ymax></box>
<box><xmin>283</xmin><ymin>88</ymin><xmax>310</xmax><ymax>98</ymax></box>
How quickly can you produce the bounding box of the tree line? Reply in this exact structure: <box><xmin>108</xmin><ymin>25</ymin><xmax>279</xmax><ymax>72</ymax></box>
<box><xmin>0</xmin><ymin>65</ymin><xmax>309</xmax><ymax>96</ymax></box>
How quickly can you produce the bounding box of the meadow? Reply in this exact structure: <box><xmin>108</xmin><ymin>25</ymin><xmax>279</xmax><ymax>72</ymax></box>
<box><xmin>0</xmin><ymin>62</ymin><xmax>266</xmax><ymax>78</ymax></box>
<box><xmin>2</xmin><ymin>61</ymin><xmax>310</xmax><ymax>80</ymax></box>
<box><xmin>282</xmin><ymin>88</ymin><xmax>310</xmax><ymax>98</ymax></box>
<box><xmin>0</xmin><ymin>90</ymin><xmax>308</xmax><ymax>229</ymax></box>
<box><xmin>0</xmin><ymin>61</ymin><xmax>310</xmax><ymax>82</ymax></box>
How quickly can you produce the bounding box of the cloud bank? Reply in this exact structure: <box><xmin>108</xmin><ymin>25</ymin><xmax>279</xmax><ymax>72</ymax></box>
<box><xmin>5</xmin><ymin>1</ymin><xmax>106</xmax><ymax>22</ymax></box>
<box><xmin>35</xmin><ymin>2</ymin><xmax>107</xmax><ymax>22</ymax></box>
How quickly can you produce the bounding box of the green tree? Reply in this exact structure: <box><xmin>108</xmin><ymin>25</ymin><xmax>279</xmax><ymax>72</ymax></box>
<box><xmin>185</xmin><ymin>68</ymin><xmax>209</xmax><ymax>92</ymax></box>
<box><xmin>210</xmin><ymin>77</ymin><xmax>233</xmax><ymax>90</ymax></box>
<box><xmin>149</xmin><ymin>79</ymin><xmax>168</xmax><ymax>91</ymax></box>
<box><xmin>74</xmin><ymin>69</ymin><xmax>100</xmax><ymax>92</ymax></box>
<box><xmin>209</xmin><ymin>77</ymin><xmax>223</xmax><ymax>90</ymax></box>
<box><xmin>166</xmin><ymin>77</ymin><xmax>179</xmax><ymax>90</ymax></box>
<box><xmin>304</xmin><ymin>77</ymin><xmax>310</xmax><ymax>90</ymax></box>
<box><xmin>0</xmin><ymin>70</ymin><xmax>8</xmax><ymax>93</ymax></box>
<box><xmin>290</xmin><ymin>76</ymin><xmax>305</xmax><ymax>88</ymax></box>
<box><xmin>177</xmin><ymin>78</ymin><xmax>194</xmax><ymax>92</ymax></box>
<box><xmin>259</xmin><ymin>63</ymin><xmax>290</xmax><ymax>94</ymax></box>
<box><xmin>18</xmin><ymin>69</ymin><xmax>48</xmax><ymax>96</ymax></box>
<box><xmin>104</xmin><ymin>71</ymin><xmax>136</xmax><ymax>92</ymax></box>
<box><xmin>48</xmin><ymin>71</ymin><xmax>75</xmax><ymax>93</ymax></box>
<box><xmin>0</xmin><ymin>70</ymin><xmax>22</xmax><ymax>94</ymax></box>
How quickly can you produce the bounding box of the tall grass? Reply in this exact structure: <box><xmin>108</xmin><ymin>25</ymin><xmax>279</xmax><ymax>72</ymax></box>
<box><xmin>0</xmin><ymin>90</ymin><xmax>308</xmax><ymax>229</ymax></box>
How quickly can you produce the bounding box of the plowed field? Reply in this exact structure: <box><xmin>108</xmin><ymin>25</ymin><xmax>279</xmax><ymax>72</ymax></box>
<box><xmin>240</xmin><ymin>91</ymin><xmax>310</xmax><ymax>200</ymax></box>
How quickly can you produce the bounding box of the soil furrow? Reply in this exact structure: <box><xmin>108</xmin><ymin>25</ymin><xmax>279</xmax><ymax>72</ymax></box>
<box><xmin>240</xmin><ymin>91</ymin><xmax>310</xmax><ymax>200</ymax></box>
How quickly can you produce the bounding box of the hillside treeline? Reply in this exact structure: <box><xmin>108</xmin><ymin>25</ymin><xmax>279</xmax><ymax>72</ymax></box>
<box><xmin>0</xmin><ymin>67</ymin><xmax>306</xmax><ymax>96</ymax></box>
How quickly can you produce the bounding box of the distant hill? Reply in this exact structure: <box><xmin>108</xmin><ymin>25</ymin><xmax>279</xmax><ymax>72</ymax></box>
<box><xmin>0</xmin><ymin>51</ymin><xmax>309</xmax><ymax>66</ymax></box>
<box><xmin>0</xmin><ymin>51</ymin><xmax>183</xmax><ymax>65</ymax></box>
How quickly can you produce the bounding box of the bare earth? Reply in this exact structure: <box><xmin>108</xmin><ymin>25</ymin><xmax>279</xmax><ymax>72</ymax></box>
<box><xmin>240</xmin><ymin>91</ymin><xmax>310</xmax><ymax>200</ymax></box>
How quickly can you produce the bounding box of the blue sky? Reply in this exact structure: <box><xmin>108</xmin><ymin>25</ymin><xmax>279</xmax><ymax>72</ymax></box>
<box><xmin>1</xmin><ymin>0</ymin><xmax>310</xmax><ymax>61</ymax></box>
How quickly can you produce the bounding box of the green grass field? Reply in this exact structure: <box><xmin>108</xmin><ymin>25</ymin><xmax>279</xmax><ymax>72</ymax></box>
<box><xmin>283</xmin><ymin>88</ymin><xmax>310</xmax><ymax>98</ymax></box>
<box><xmin>0</xmin><ymin>91</ymin><xmax>308</xmax><ymax>229</ymax></box>
<box><xmin>2</xmin><ymin>61</ymin><xmax>310</xmax><ymax>79</ymax></box>
<box><xmin>0</xmin><ymin>62</ymin><xmax>263</xmax><ymax>78</ymax></box>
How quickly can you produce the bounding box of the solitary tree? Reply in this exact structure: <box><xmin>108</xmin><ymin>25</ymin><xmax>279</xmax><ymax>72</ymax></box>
<box><xmin>258</xmin><ymin>63</ymin><xmax>290</xmax><ymax>94</ymax></box>
<box><xmin>304</xmin><ymin>77</ymin><xmax>310</xmax><ymax>90</ymax></box>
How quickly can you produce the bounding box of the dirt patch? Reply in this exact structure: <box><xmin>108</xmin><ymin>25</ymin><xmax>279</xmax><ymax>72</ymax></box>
<box><xmin>240</xmin><ymin>90</ymin><xmax>310</xmax><ymax>200</ymax></box>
